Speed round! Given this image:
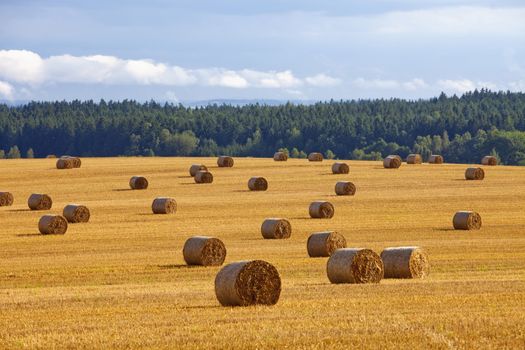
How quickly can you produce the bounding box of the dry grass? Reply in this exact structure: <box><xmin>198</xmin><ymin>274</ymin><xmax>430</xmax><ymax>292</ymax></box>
<box><xmin>1</xmin><ymin>157</ymin><xmax>525</xmax><ymax>349</ymax></box>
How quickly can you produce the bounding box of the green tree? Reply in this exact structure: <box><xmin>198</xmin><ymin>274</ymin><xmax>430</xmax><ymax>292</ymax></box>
<box><xmin>0</xmin><ymin>150</ymin><xmax>4</xmax><ymax>159</ymax></box>
<box><xmin>298</xmin><ymin>150</ymin><xmax>307</xmax><ymax>158</ymax></box>
<box><xmin>325</xmin><ymin>149</ymin><xmax>335</xmax><ymax>159</ymax></box>
<box><xmin>26</xmin><ymin>148</ymin><xmax>34</xmax><ymax>158</ymax></box>
<box><xmin>7</xmin><ymin>145</ymin><xmax>21</xmax><ymax>159</ymax></box>
<box><xmin>290</xmin><ymin>148</ymin><xmax>300</xmax><ymax>158</ymax></box>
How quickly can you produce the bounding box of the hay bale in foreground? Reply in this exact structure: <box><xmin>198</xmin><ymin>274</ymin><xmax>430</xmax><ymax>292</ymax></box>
<box><xmin>380</xmin><ymin>246</ymin><xmax>429</xmax><ymax>279</ymax></box>
<box><xmin>309</xmin><ymin>201</ymin><xmax>334</xmax><ymax>219</ymax></box>
<box><xmin>481</xmin><ymin>156</ymin><xmax>497</xmax><ymax>166</ymax></box>
<box><xmin>406</xmin><ymin>154</ymin><xmax>422</xmax><ymax>164</ymax></box>
<box><xmin>195</xmin><ymin>170</ymin><xmax>213</xmax><ymax>183</ymax></box>
<box><xmin>38</xmin><ymin>214</ymin><xmax>68</xmax><ymax>235</ymax></box>
<box><xmin>215</xmin><ymin>260</ymin><xmax>281</xmax><ymax>306</ymax></box>
<box><xmin>0</xmin><ymin>192</ymin><xmax>14</xmax><ymax>207</ymax></box>
<box><xmin>273</xmin><ymin>152</ymin><xmax>288</xmax><ymax>161</ymax></box>
<box><xmin>383</xmin><ymin>155</ymin><xmax>401</xmax><ymax>168</ymax></box>
<box><xmin>465</xmin><ymin>167</ymin><xmax>484</xmax><ymax>180</ymax></box>
<box><xmin>189</xmin><ymin>164</ymin><xmax>207</xmax><ymax>177</ymax></box>
<box><xmin>327</xmin><ymin>248</ymin><xmax>384</xmax><ymax>284</ymax></box>
<box><xmin>331</xmin><ymin>162</ymin><xmax>349</xmax><ymax>174</ymax></box>
<box><xmin>261</xmin><ymin>218</ymin><xmax>291</xmax><ymax>239</ymax></box>
<box><xmin>56</xmin><ymin>158</ymin><xmax>74</xmax><ymax>169</ymax></box>
<box><xmin>335</xmin><ymin>181</ymin><xmax>356</xmax><ymax>196</ymax></box>
<box><xmin>183</xmin><ymin>236</ymin><xmax>226</xmax><ymax>266</ymax></box>
<box><xmin>152</xmin><ymin>197</ymin><xmax>177</xmax><ymax>214</ymax></box>
<box><xmin>63</xmin><ymin>204</ymin><xmax>90</xmax><ymax>223</ymax></box>
<box><xmin>428</xmin><ymin>155</ymin><xmax>444</xmax><ymax>164</ymax></box>
<box><xmin>129</xmin><ymin>176</ymin><xmax>148</xmax><ymax>190</ymax></box>
<box><xmin>453</xmin><ymin>211</ymin><xmax>482</xmax><ymax>230</ymax></box>
<box><xmin>217</xmin><ymin>156</ymin><xmax>234</xmax><ymax>167</ymax></box>
<box><xmin>308</xmin><ymin>152</ymin><xmax>323</xmax><ymax>162</ymax></box>
<box><xmin>248</xmin><ymin>177</ymin><xmax>268</xmax><ymax>191</ymax></box>
<box><xmin>307</xmin><ymin>231</ymin><xmax>346</xmax><ymax>257</ymax></box>
<box><xmin>28</xmin><ymin>194</ymin><xmax>52</xmax><ymax>210</ymax></box>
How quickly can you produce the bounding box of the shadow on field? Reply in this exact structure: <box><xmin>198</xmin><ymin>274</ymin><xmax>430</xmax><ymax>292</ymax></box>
<box><xmin>433</xmin><ymin>228</ymin><xmax>456</xmax><ymax>232</ymax></box>
<box><xmin>7</xmin><ymin>209</ymin><xmax>31</xmax><ymax>212</ymax></box>
<box><xmin>232</xmin><ymin>190</ymin><xmax>250</xmax><ymax>193</ymax></box>
<box><xmin>15</xmin><ymin>233</ymin><xmax>41</xmax><ymax>237</ymax></box>
<box><xmin>157</xmin><ymin>264</ymin><xmax>200</xmax><ymax>270</ymax></box>
<box><xmin>112</xmin><ymin>188</ymin><xmax>134</xmax><ymax>192</ymax></box>
<box><xmin>177</xmin><ymin>176</ymin><xmax>193</xmax><ymax>179</ymax></box>
<box><xmin>179</xmin><ymin>305</ymin><xmax>221</xmax><ymax>310</ymax></box>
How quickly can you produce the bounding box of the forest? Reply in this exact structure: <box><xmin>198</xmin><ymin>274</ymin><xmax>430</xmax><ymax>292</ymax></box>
<box><xmin>1</xmin><ymin>90</ymin><xmax>525</xmax><ymax>165</ymax></box>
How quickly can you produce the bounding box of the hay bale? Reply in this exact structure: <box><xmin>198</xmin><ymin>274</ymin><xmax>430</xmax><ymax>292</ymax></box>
<box><xmin>0</xmin><ymin>192</ymin><xmax>14</xmax><ymax>207</ymax></box>
<box><xmin>60</xmin><ymin>156</ymin><xmax>81</xmax><ymax>168</ymax></box>
<box><xmin>307</xmin><ymin>231</ymin><xmax>347</xmax><ymax>257</ymax></box>
<box><xmin>217</xmin><ymin>156</ymin><xmax>234</xmax><ymax>167</ymax></box>
<box><xmin>481</xmin><ymin>156</ymin><xmax>497</xmax><ymax>166</ymax></box>
<box><xmin>28</xmin><ymin>194</ymin><xmax>52</xmax><ymax>210</ymax></box>
<box><xmin>62</xmin><ymin>204</ymin><xmax>90</xmax><ymax>223</ymax></box>
<box><xmin>129</xmin><ymin>176</ymin><xmax>148</xmax><ymax>190</ymax></box>
<box><xmin>46</xmin><ymin>154</ymin><xmax>57</xmax><ymax>158</ymax></box>
<box><xmin>453</xmin><ymin>211</ymin><xmax>482</xmax><ymax>230</ymax></box>
<box><xmin>335</xmin><ymin>181</ymin><xmax>356</xmax><ymax>196</ymax></box>
<box><xmin>151</xmin><ymin>197</ymin><xmax>177</xmax><ymax>214</ymax></box>
<box><xmin>38</xmin><ymin>214</ymin><xmax>68</xmax><ymax>235</ymax></box>
<box><xmin>327</xmin><ymin>248</ymin><xmax>384</xmax><ymax>284</ymax></box>
<box><xmin>214</xmin><ymin>260</ymin><xmax>281</xmax><ymax>306</ymax></box>
<box><xmin>189</xmin><ymin>164</ymin><xmax>207</xmax><ymax>177</ymax></box>
<box><xmin>273</xmin><ymin>152</ymin><xmax>288</xmax><ymax>161</ymax></box>
<box><xmin>248</xmin><ymin>177</ymin><xmax>268</xmax><ymax>191</ymax></box>
<box><xmin>465</xmin><ymin>167</ymin><xmax>484</xmax><ymax>180</ymax></box>
<box><xmin>56</xmin><ymin>158</ymin><xmax>74</xmax><ymax>169</ymax></box>
<box><xmin>331</xmin><ymin>162</ymin><xmax>349</xmax><ymax>174</ymax></box>
<box><xmin>406</xmin><ymin>154</ymin><xmax>422</xmax><ymax>164</ymax></box>
<box><xmin>195</xmin><ymin>170</ymin><xmax>213</xmax><ymax>183</ymax></box>
<box><xmin>380</xmin><ymin>246</ymin><xmax>429</xmax><ymax>279</ymax></box>
<box><xmin>183</xmin><ymin>236</ymin><xmax>227</xmax><ymax>266</ymax></box>
<box><xmin>261</xmin><ymin>218</ymin><xmax>291</xmax><ymax>239</ymax></box>
<box><xmin>308</xmin><ymin>152</ymin><xmax>323</xmax><ymax>162</ymax></box>
<box><xmin>383</xmin><ymin>155</ymin><xmax>401</xmax><ymax>168</ymax></box>
<box><xmin>309</xmin><ymin>201</ymin><xmax>334</xmax><ymax>219</ymax></box>
<box><xmin>428</xmin><ymin>155</ymin><xmax>444</xmax><ymax>164</ymax></box>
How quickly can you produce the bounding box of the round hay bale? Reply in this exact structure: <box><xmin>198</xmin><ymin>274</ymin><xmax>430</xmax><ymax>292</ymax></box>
<box><xmin>56</xmin><ymin>158</ymin><xmax>74</xmax><ymax>169</ymax></box>
<box><xmin>183</xmin><ymin>236</ymin><xmax>227</xmax><ymax>266</ymax></box>
<box><xmin>248</xmin><ymin>177</ymin><xmax>268</xmax><ymax>191</ymax></box>
<box><xmin>465</xmin><ymin>167</ymin><xmax>484</xmax><ymax>180</ymax></box>
<box><xmin>453</xmin><ymin>211</ymin><xmax>482</xmax><ymax>230</ymax></box>
<box><xmin>309</xmin><ymin>201</ymin><xmax>334</xmax><ymax>219</ymax></box>
<box><xmin>383</xmin><ymin>155</ymin><xmax>401</xmax><ymax>168</ymax></box>
<box><xmin>0</xmin><ymin>192</ymin><xmax>14</xmax><ymax>207</ymax></box>
<box><xmin>217</xmin><ymin>156</ymin><xmax>234</xmax><ymax>167</ymax></box>
<box><xmin>151</xmin><ymin>197</ymin><xmax>177</xmax><ymax>214</ymax></box>
<box><xmin>68</xmin><ymin>157</ymin><xmax>81</xmax><ymax>168</ymax></box>
<box><xmin>335</xmin><ymin>181</ymin><xmax>356</xmax><ymax>196</ymax></box>
<box><xmin>307</xmin><ymin>231</ymin><xmax>347</xmax><ymax>257</ymax></box>
<box><xmin>195</xmin><ymin>170</ymin><xmax>213</xmax><ymax>183</ymax></box>
<box><xmin>261</xmin><ymin>218</ymin><xmax>291</xmax><ymax>239</ymax></box>
<box><xmin>214</xmin><ymin>260</ymin><xmax>281</xmax><ymax>306</ymax></box>
<box><xmin>46</xmin><ymin>154</ymin><xmax>57</xmax><ymax>158</ymax></box>
<box><xmin>38</xmin><ymin>214</ymin><xmax>68</xmax><ymax>235</ymax></box>
<box><xmin>308</xmin><ymin>152</ymin><xmax>323</xmax><ymax>162</ymax></box>
<box><xmin>406</xmin><ymin>154</ymin><xmax>422</xmax><ymax>164</ymax></box>
<box><xmin>481</xmin><ymin>156</ymin><xmax>497</xmax><ymax>166</ymax></box>
<box><xmin>331</xmin><ymin>162</ymin><xmax>349</xmax><ymax>174</ymax></box>
<box><xmin>327</xmin><ymin>248</ymin><xmax>384</xmax><ymax>284</ymax></box>
<box><xmin>63</xmin><ymin>204</ymin><xmax>90</xmax><ymax>223</ymax></box>
<box><xmin>273</xmin><ymin>152</ymin><xmax>288</xmax><ymax>161</ymax></box>
<box><xmin>380</xmin><ymin>246</ymin><xmax>429</xmax><ymax>279</ymax></box>
<box><xmin>28</xmin><ymin>194</ymin><xmax>52</xmax><ymax>210</ymax></box>
<box><xmin>129</xmin><ymin>176</ymin><xmax>148</xmax><ymax>190</ymax></box>
<box><xmin>189</xmin><ymin>164</ymin><xmax>207</xmax><ymax>177</ymax></box>
<box><xmin>428</xmin><ymin>155</ymin><xmax>444</xmax><ymax>164</ymax></box>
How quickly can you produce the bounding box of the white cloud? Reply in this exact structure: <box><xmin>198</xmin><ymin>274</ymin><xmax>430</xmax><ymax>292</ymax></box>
<box><xmin>509</xmin><ymin>80</ymin><xmax>525</xmax><ymax>91</ymax></box>
<box><xmin>437</xmin><ymin>79</ymin><xmax>498</xmax><ymax>93</ymax></box>
<box><xmin>353</xmin><ymin>77</ymin><xmax>427</xmax><ymax>90</ymax></box>
<box><xmin>305</xmin><ymin>74</ymin><xmax>341</xmax><ymax>87</ymax></box>
<box><xmin>0</xmin><ymin>80</ymin><xmax>15</xmax><ymax>100</ymax></box>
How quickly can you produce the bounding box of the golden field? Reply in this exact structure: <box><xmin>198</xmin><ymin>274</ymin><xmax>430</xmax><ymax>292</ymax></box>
<box><xmin>1</xmin><ymin>157</ymin><xmax>524</xmax><ymax>349</ymax></box>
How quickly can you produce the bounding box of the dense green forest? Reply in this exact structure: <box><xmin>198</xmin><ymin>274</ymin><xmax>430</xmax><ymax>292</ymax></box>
<box><xmin>1</xmin><ymin>90</ymin><xmax>525</xmax><ymax>165</ymax></box>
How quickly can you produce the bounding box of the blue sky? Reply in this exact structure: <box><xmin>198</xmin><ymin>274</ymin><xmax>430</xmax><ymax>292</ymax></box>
<box><xmin>0</xmin><ymin>0</ymin><xmax>524</xmax><ymax>102</ymax></box>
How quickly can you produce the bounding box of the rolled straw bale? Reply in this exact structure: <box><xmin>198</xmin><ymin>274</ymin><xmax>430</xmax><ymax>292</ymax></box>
<box><xmin>406</xmin><ymin>154</ymin><xmax>422</xmax><ymax>164</ymax></box>
<box><xmin>335</xmin><ymin>181</ymin><xmax>356</xmax><ymax>196</ymax></box>
<box><xmin>151</xmin><ymin>197</ymin><xmax>177</xmax><ymax>214</ymax></box>
<box><xmin>481</xmin><ymin>156</ymin><xmax>497</xmax><ymax>166</ymax></box>
<box><xmin>195</xmin><ymin>170</ymin><xmax>213</xmax><ymax>183</ymax></box>
<box><xmin>38</xmin><ymin>214</ymin><xmax>68</xmax><ymax>235</ymax></box>
<box><xmin>331</xmin><ymin>162</ymin><xmax>349</xmax><ymax>174</ymax></box>
<box><xmin>380</xmin><ymin>246</ymin><xmax>429</xmax><ymax>279</ymax></box>
<box><xmin>68</xmin><ymin>157</ymin><xmax>81</xmax><ymax>168</ymax></box>
<box><xmin>261</xmin><ymin>218</ymin><xmax>291</xmax><ymax>239</ymax></box>
<box><xmin>189</xmin><ymin>164</ymin><xmax>207</xmax><ymax>177</ymax></box>
<box><xmin>217</xmin><ymin>156</ymin><xmax>234</xmax><ymax>167</ymax></box>
<box><xmin>63</xmin><ymin>204</ymin><xmax>90</xmax><ymax>223</ymax></box>
<box><xmin>273</xmin><ymin>152</ymin><xmax>288</xmax><ymax>161</ymax></box>
<box><xmin>383</xmin><ymin>155</ymin><xmax>401</xmax><ymax>168</ymax></box>
<box><xmin>308</xmin><ymin>152</ymin><xmax>323</xmax><ymax>162</ymax></box>
<box><xmin>309</xmin><ymin>201</ymin><xmax>334</xmax><ymax>219</ymax></box>
<box><xmin>183</xmin><ymin>236</ymin><xmax>227</xmax><ymax>266</ymax></box>
<box><xmin>327</xmin><ymin>248</ymin><xmax>384</xmax><ymax>284</ymax></box>
<box><xmin>428</xmin><ymin>155</ymin><xmax>444</xmax><ymax>164</ymax></box>
<box><xmin>307</xmin><ymin>231</ymin><xmax>347</xmax><ymax>257</ymax></box>
<box><xmin>465</xmin><ymin>167</ymin><xmax>484</xmax><ymax>180</ymax></box>
<box><xmin>453</xmin><ymin>211</ymin><xmax>482</xmax><ymax>230</ymax></box>
<box><xmin>215</xmin><ymin>260</ymin><xmax>281</xmax><ymax>306</ymax></box>
<box><xmin>129</xmin><ymin>176</ymin><xmax>148</xmax><ymax>190</ymax></box>
<box><xmin>248</xmin><ymin>177</ymin><xmax>268</xmax><ymax>191</ymax></box>
<box><xmin>56</xmin><ymin>158</ymin><xmax>74</xmax><ymax>169</ymax></box>
<box><xmin>28</xmin><ymin>194</ymin><xmax>52</xmax><ymax>210</ymax></box>
<box><xmin>0</xmin><ymin>192</ymin><xmax>14</xmax><ymax>207</ymax></box>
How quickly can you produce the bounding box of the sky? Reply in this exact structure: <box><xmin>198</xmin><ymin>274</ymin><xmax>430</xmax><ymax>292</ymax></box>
<box><xmin>0</xmin><ymin>0</ymin><xmax>524</xmax><ymax>102</ymax></box>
